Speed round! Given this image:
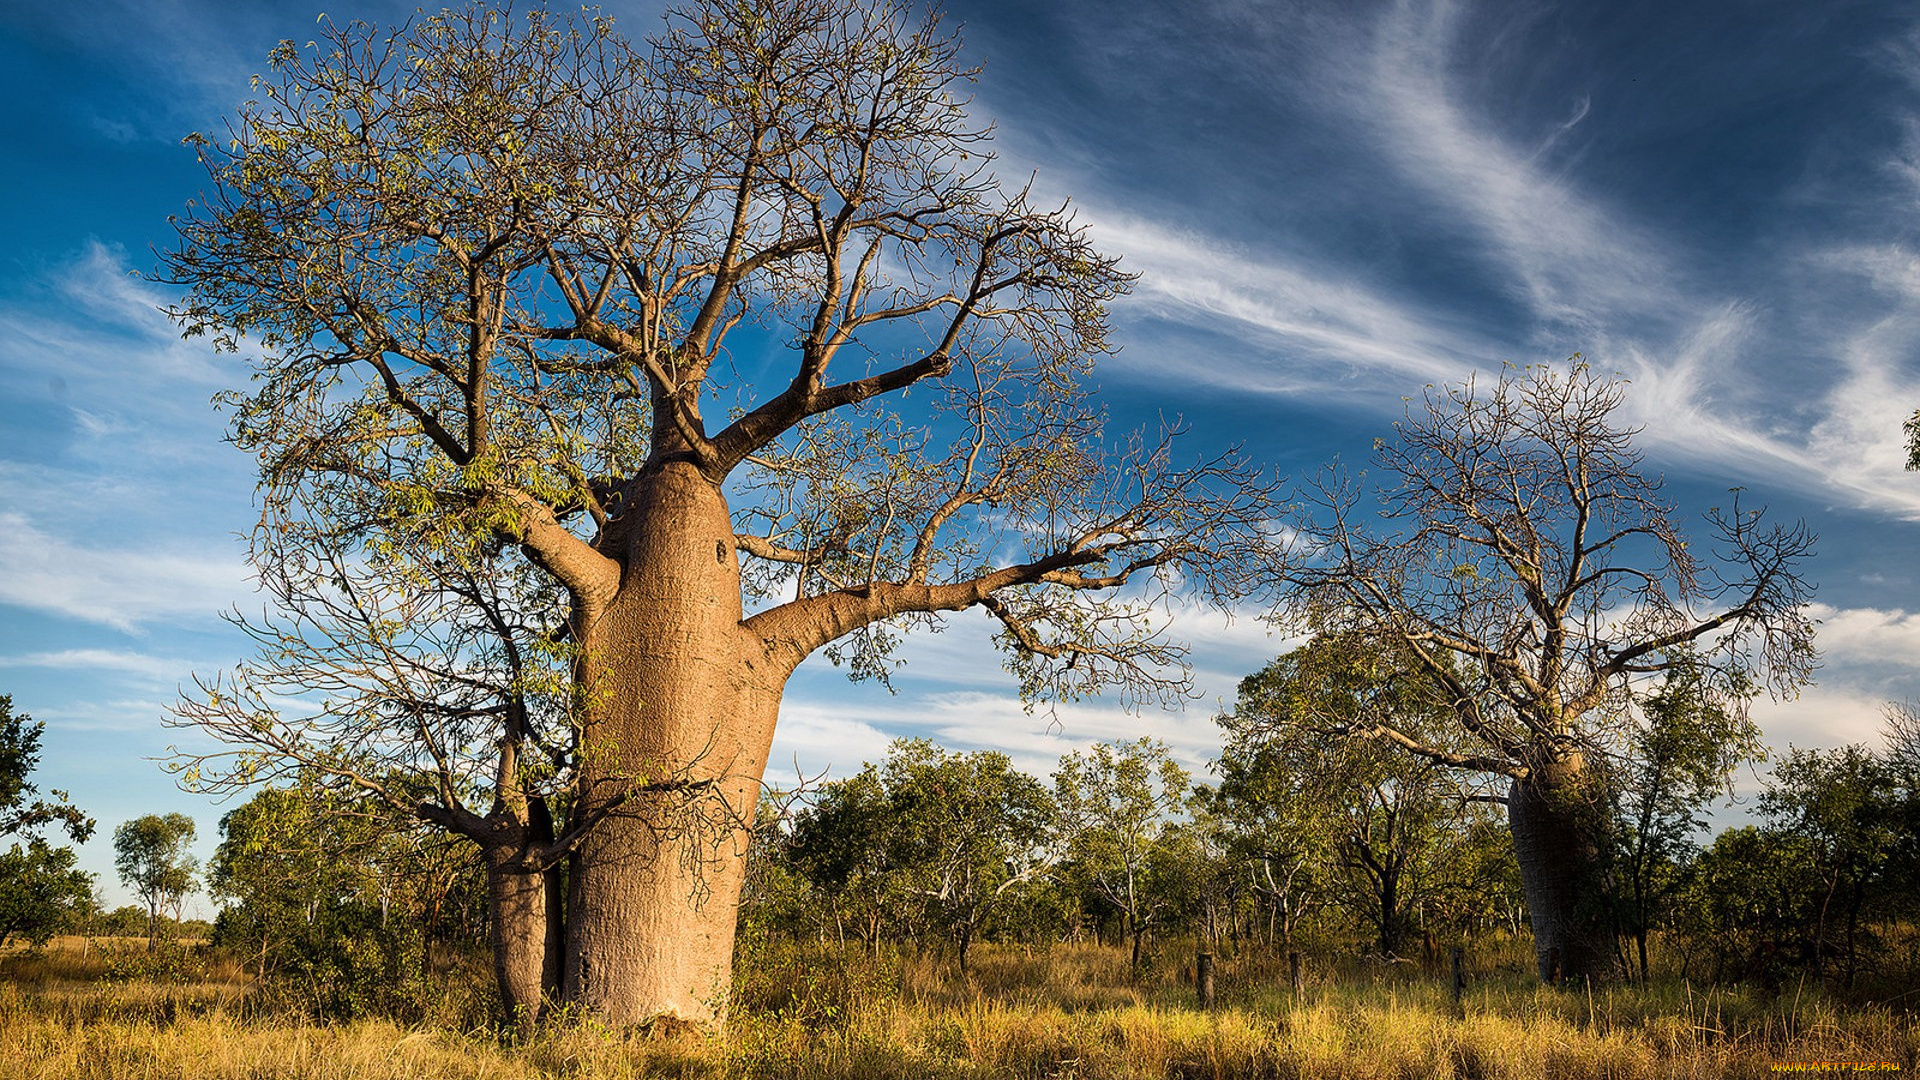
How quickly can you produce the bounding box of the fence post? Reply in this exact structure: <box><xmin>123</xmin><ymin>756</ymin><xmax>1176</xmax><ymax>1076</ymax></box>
<box><xmin>1197</xmin><ymin>951</ymin><xmax>1215</xmax><ymax>1009</ymax></box>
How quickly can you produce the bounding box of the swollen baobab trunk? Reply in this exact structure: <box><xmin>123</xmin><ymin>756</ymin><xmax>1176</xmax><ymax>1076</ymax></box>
<box><xmin>560</xmin><ymin>463</ymin><xmax>783</xmax><ymax>1025</ymax></box>
<box><xmin>1506</xmin><ymin>754</ymin><xmax>1618</xmax><ymax>982</ymax></box>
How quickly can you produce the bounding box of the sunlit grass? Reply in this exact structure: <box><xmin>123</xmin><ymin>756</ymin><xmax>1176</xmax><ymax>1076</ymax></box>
<box><xmin>2</xmin><ymin>936</ymin><xmax>1914</xmax><ymax>1078</ymax></box>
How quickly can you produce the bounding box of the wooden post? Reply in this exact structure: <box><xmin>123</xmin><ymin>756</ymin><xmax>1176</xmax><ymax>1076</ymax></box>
<box><xmin>1288</xmin><ymin>950</ymin><xmax>1302</xmax><ymax>994</ymax></box>
<box><xmin>1451</xmin><ymin>946</ymin><xmax>1466</xmax><ymax>1013</ymax></box>
<box><xmin>1196</xmin><ymin>951</ymin><xmax>1215</xmax><ymax>1009</ymax></box>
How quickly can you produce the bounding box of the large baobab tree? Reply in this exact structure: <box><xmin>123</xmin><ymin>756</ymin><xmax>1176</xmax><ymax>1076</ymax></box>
<box><xmin>163</xmin><ymin>0</ymin><xmax>1278</xmax><ymax>1026</ymax></box>
<box><xmin>1278</xmin><ymin>363</ymin><xmax>1815</xmax><ymax>981</ymax></box>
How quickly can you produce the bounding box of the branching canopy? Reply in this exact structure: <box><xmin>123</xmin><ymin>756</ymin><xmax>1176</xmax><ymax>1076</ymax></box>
<box><xmin>1278</xmin><ymin>363</ymin><xmax>1816</xmax><ymax>779</ymax></box>
<box><xmin>162</xmin><ymin>0</ymin><xmax>1281</xmax><ymax>731</ymax></box>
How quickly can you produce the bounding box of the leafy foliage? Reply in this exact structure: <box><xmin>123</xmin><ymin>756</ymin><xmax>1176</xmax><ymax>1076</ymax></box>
<box><xmin>1756</xmin><ymin>746</ymin><xmax>1904</xmax><ymax>988</ymax></box>
<box><xmin>111</xmin><ymin>813</ymin><xmax>199</xmax><ymax>949</ymax></box>
<box><xmin>1609</xmin><ymin>659</ymin><xmax>1763</xmax><ymax>980</ymax></box>
<box><xmin>1212</xmin><ymin>636</ymin><xmax>1516</xmax><ymax>956</ymax></box>
<box><xmin>0</xmin><ymin>695</ymin><xmax>92</xmax><ymax>844</ymax></box>
<box><xmin>775</xmin><ymin>739</ymin><xmax>1056</xmax><ymax>970</ymax></box>
<box><xmin>0</xmin><ymin>840</ymin><xmax>94</xmax><ymax>948</ymax></box>
<box><xmin>1053</xmin><ymin>738</ymin><xmax>1192</xmax><ymax>971</ymax></box>
<box><xmin>207</xmin><ymin>779</ymin><xmax>485</xmax><ymax>1019</ymax></box>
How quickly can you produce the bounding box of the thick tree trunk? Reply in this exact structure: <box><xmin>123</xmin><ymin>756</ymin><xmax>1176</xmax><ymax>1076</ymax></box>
<box><xmin>483</xmin><ymin>844</ymin><xmax>555</xmax><ymax>1023</ymax></box>
<box><xmin>1507</xmin><ymin>755</ymin><xmax>1618</xmax><ymax>983</ymax></box>
<box><xmin>560</xmin><ymin>463</ymin><xmax>782</xmax><ymax>1028</ymax></box>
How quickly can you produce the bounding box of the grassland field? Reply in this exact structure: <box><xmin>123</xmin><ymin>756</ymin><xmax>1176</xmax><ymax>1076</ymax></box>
<box><xmin>1</xmin><ymin>933</ymin><xmax>1914</xmax><ymax>1079</ymax></box>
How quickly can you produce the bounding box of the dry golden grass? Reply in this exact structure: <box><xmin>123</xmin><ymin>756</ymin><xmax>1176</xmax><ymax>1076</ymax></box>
<box><xmin>2</xmin><ymin>936</ymin><xmax>1914</xmax><ymax>1078</ymax></box>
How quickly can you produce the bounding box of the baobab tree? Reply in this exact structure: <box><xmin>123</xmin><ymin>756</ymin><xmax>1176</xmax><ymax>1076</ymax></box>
<box><xmin>1277</xmin><ymin>363</ymin><xmax>1815</xmax><ymax>981</ymax></box>
<box><xmin>172</xmin><ymin>505</ymin><xmax>585</xmax><ymax>1023</ymax></box>
<box><xmin>163</xmin><ymin>0</ymin><xmax>1278</xmax><ymax>1026</ymax></box>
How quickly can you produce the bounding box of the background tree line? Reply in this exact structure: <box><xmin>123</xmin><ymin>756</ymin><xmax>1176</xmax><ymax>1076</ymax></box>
<box><xmin>7</xmin><ymin>664</ymin><xmax>1917</xmax><ymax>1018</ymax></box>
<box><xmin>728</xmin><ymin>677</ymin><xmax>1920</xmax><ymax>998</ymax></box>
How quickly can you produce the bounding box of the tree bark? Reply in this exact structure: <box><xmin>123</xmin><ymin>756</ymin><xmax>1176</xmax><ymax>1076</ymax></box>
<box><xmin>1379</xmin><ymin>860</ymin><xmax>1401</xmax><ymax>957</ymax></box>
<box><xmin>560</xmin><ymin>463</ymin><xmax>783</xmax><ymax>1027</ymax></box>
<box><xmin>483</xmin><ymin>843</ymin><xmax>556</xmax><ymax>1023</ymax></box>
<box><xmin>1507</xmin><ymin>755</ymin><xmax>1618</xmax><ymax>983</ymax></box>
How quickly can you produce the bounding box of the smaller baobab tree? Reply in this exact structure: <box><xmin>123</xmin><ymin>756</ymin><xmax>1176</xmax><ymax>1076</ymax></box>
<box><xmin>171</xmin><ymin>501</ymin><xmax>596</xmax><ymax>1023</ymax></box>
<box><xmin>1278</xmin><ymin>363</ymin><xmax>1815</xmax><ymax>982</ymax></box>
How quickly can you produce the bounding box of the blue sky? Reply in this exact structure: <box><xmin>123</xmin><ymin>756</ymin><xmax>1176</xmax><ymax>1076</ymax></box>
<box><xmin>5</xmin><ymin>0</ymin><xmax>1920</xmax><ymax>909</ymax></box>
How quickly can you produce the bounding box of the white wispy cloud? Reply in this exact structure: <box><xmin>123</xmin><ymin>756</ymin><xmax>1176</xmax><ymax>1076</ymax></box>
<box><xmin>22</xmin><ymin>696</ymin><xmax>179</xmax><ymax>736</ymax></box>
<box><xmin>0</xmin><ymin>242</ymin><xmax>246</xmax><ymax>481</ymax></box>
<box><xmin>6</xmin><ymin>240</ymin><xmax>232</xmax><ymax>388</ymax></box>
<box><xmin>1085</xmin><ymin>213</ymin><xmax>1496</xmax><ymax>393</ymax></box>
<box><xmin>0</xmin><ymin>648</ymin><xmax>199</xmax><ymax>686</ymax></box>
<box><xmin>1342</xmin><ymin>0</ymin><xmax>1920</xmax><ymax>518</ymax></box>
<box><xmin>0</xmin><ymin>242</ymin><xmax>259</xmax><ymax>633</ymax></box>
<box><xmin>1730</xmin><ymin>601</ymin><xmax>1920</xmax><ymax>756</ymax></box>
<box><xmin>1750</xmin><ymin>687</ymin><xmax>1897</xmax><ymax>756</ymax></box>
<box><xmin>1355</xmin><ymin>0</ymin><xmax>1673</xmax><ymax>330</ymax></box>
<box><xmin>1040</xmin><ymin>0</ymin><xmax>1920</xmax><ymax>519</ymax></box>
<box><xmin>0</xmin><ymin>512</ymin><xmax>249</xmax><ymax>633</ymax></box>
<box><xmin>772</xmin><ymin>687</ymin><xmax>1227</xmax><ymax>788</ymax></box>
<box><xmin>1805</xmin><ymin>602</ymin><xmax>1920</xmax><ymax>684</ymax></box>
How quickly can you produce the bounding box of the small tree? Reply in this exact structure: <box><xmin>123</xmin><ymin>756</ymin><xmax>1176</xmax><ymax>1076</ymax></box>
<box><xmin>1879</xmin><ymin>702</ymin><xmax>1920</xmax><ymax>914</ymax></box>
<box><xmin>210</xmin><ymin>782</ymin><xmax>390</xmax><ymax>971</ymax></box>
<box><xmin>882</xmin><ymin>739</ymin><xmax>1055</xmax><ymax>972</ymax></box>
<box><xmin>787</xmin><ymin>767</ymin><xmax>907</xmax><ymax>950</ymax></box>
<box><xmin>211</xmin><ymin>780</ymin><xmax>450</xmax><ymax>1018</ymax></box>
<box><xmin>1610</xmin><ymin>660</ymin><xmax>1761</xmax><ymax>982</ymax></box>
<box><xmin>0</xmin><ymin>841</ymin><xmax>95</xmax><ymax>948</ymax></box>
<box><xmin>1278</xmin><ymin>363</ymin><xmax>1816</xmax><ymax>981</ymax></box>
<box><xmin>1218</xmin><ymin>636</ymin><xmax>1491</xmax><ymax>958</ymax></box>
<box><xmin>1672</xmin><ymin>825</ymin><xmax>1823</xmax><ymax>985</ymax></box>
<box><xmin>1202</xmin><ymin>735</ymin><xmax>1330</xmax><ymax>949</ymax></box>
<box><xmin>1885</xmin><ymin>700</ymin><xmax>1920</xmax><ymax>778</ymax></box>
<box><xmin>113</xmin><ymin>813</ymin><xmax>199</xmax><ymax>949</ymax></box>
<box><xmin>1758</xmin><ymin>746</ymin><xmax>1901</xmax><ymax>987</ymax></box>
<box><xmin>1053</xmin><ymin>738</ymin><xmax>1191</xmax><ymax>972</ymax></box>
<box><xmin>782</xmin><ymin>739</ymin><xmax>1056</xmax><ymax>969</ymax></box>
<box><xmin>0</xmin><ymin>695</ymin><xmax>96</xmax><ymax>949</ymax></box>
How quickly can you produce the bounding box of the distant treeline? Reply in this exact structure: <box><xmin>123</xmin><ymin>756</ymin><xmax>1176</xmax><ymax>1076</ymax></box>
<box><xmin>144</xmin><ymin>656</ymin><xmax>1916</xmax><ymax>1019</ymax></box>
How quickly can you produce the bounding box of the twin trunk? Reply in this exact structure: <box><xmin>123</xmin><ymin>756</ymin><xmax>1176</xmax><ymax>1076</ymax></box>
<box><xmin>483</xmin><ymin>841</ymin><xmax>562</xmax><ymax>1021</ymax></box>
<box><xmin>492</xmin><ymin>463</ymin><xmax>780</xmax><ymax>1027</ymax></box>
